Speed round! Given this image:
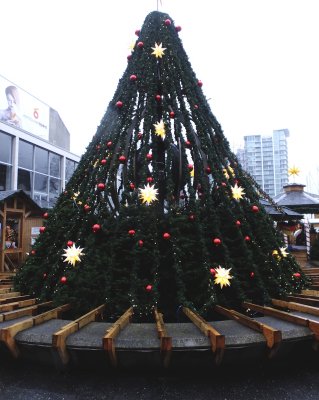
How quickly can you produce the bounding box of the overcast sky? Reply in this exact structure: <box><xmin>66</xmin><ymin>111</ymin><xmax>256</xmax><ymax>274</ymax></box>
<box><xmin>1</xmin><ymin>0</ymin><xmax>318</xmax><ymax>191</ymax></box>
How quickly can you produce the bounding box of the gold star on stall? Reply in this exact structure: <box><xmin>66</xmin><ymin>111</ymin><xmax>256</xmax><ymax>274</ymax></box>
<box><xmin>153</xmin><ymin>120</ymin><xmax>166</xmax><ymax>139</ymax></box>
<box><xmin>151</xmin><ymin>43</ymin><xmax>166</xmax><ymax>58</ymax></box>
<box><xmin>288</xmin><ymin>166</ymin><xmax>300</xmax><ymax>177</ymax></box>
<box><xmin>214</xmin><ymin>266</ymin><xmax>232</xmax><ymax>289</ymax></box>
<box><xmin>139</xmin><ymin>183</ymin><xmax>159</xmax><ymax>205</ymax></box>
<box><xmin>231</xmin><ymin>183</ymin><xmax>245</xmax><ymax>200</ymax></box>
<box><xmin>62</xmin><ymin>244</ymin><xmax>85</xmax><ymax>267</ymax></box>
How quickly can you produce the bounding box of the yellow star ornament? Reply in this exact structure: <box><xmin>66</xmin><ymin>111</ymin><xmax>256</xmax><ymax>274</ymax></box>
<box><xmin>214</xmin><ymin>266</ymin><xmax>232</xmax><ymax>289</ymax></box>
<box><xmin>151</xmin><ymin>42</ymin><xmax>166</xmax><ymax>58</ymax></box>
<box><xmin>288</xmin><ymin>166</ymin><xmax>300</xmax><ymax>177</ymax></box>
<box><xmin>153</xmin><ymin>120</ymin><xmax>166</xmax><ymax>139</ymax></box>
<box><xmin>62</xmin><ymin>244</ymin><xmax>85</xmax><ymax>267</ymax></box>
<box><xmin>139</xmin><ymin>183</ymin><xmax>159</xmax><ymax>205</ymax></box>
<box><xmin>272</xmin><ymin>247</ymin><xmax>288</xmax><ymax>260</ymax></box>
<box><xmin>231</xmin><ymin>183</ymin><xmax>245</xmax><ymax>200</ymax></box>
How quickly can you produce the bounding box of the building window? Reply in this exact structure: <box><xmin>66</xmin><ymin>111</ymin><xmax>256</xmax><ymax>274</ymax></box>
<box><xmin>0</xmin><ymin>132</ymin><xmax>12</xmax><ymax>164</ymax></box>
<box><xmin>50</xmin><ymin>153</ymin><xmax>61</xmax><ymax>178</ymax></box>
<box><xmin>18</xmin><ymin>140</ymin><xmax>33</xmax><ymax>170</ymax></box>
<box><xmin>0</xmin><ymin>164</ymin><xmax>11</xmax><ymax>190</ymax></box>
<box><xmin>65</xmin><ymin>158</ymin><xmax>77</xmax><ymax>183</ymax></box>
<box><xmin>34</xmin><ymin>147</ymin><xmax>48</xmax><ymax>174</ymax></box>
<box><xmin>18</xmin><ymin>169</ymin><xmax>32</xmax><ymax>194</ymax></box>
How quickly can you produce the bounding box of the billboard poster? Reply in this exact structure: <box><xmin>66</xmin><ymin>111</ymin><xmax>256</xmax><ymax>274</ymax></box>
<box><xmin>0</xmin><ymin>74</ymin><xmax>50</xmax><ymax>140</ymax></box>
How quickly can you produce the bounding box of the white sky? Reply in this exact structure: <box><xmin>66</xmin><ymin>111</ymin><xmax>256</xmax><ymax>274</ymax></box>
<box><xmin>1</xmin><ymin>0</ymin><xmax>319</xmax><ymax>190</ymax></box>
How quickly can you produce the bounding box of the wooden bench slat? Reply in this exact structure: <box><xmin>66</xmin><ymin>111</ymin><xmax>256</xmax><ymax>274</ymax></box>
<box><xmin>154</xmin><ymin>308</ymin><xmax>172</xmax><ymax>368</ymax></box>
<box><xmin>243</xmin><ymin>301</ymin><xmax>319</xmax><ymax>338</ymax></box>
<box><xmin>272</xmin><ymin>298</ymin><xmax>319</xmax><ymax>317</ymax></box>
<box><xmin>215</xmin><ymin>305</ymin><xmax>282</xmax><ymax>355</ymax></box>
<box><xmin>0</xmin><ymin>304</ymin><xmax>71</xmax><ymax>358</ymax></box>
<box><xmin>103</xmin><ymin>307</ymin><xmax>133</xmax><ymax>367</ymax></box>
<box><xmin>52</xmin><ymin>304</ymin><xmax>105</xmax><ymax>365</ymax></box>
<box><xmin>183</xmin><ymin>307</ymin><xmax>224</xmax><ymax>364</ymax></box>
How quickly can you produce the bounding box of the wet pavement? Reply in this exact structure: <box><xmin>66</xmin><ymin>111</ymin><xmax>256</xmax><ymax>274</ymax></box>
<box><xmin>1</xmin><ymin>356</ymin><xmax>319</xmax><ymax>400</ymax></box>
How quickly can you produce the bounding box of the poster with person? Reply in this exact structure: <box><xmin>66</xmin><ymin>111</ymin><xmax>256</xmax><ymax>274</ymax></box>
<box><xmin>0</xmin><ymin>74</ymin><xmax>50</xmax><ymax>140</ymax></box>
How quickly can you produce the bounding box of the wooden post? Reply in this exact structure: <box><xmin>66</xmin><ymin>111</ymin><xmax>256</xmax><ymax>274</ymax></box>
<box><xmin>154</xmin><ymin>308</ymin><xmax>172</xmax><ymax>368</ymax></box>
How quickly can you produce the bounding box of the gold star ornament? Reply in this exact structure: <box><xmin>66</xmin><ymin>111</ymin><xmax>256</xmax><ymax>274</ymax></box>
<box><xmin>288</xmin><ymin>166</ymin><xmax>300</xmax><ymax>177</ymax></box>
<box><xmin>62</xmin><ymin>244</ymin><xmax>85</xmax><ymax>267</ymax></box>
<box><xmin>214</xmin><ymin>266</ymin><xmax>232</xmax><ymax>288</ymax></box>
<box><xmin>151</xmin><ymin>42</ymin><xmax>166</xmax><ymax>58</ymax></box>
<box><xmin>272</xmin><ymin>247</ymin><xmax>288</xmax><ymax>259</ymax></box>
<box><xmin>153</xmin><ymin>120</ymin><xmax>166</xmax><ymax>139</ymax></box>
<box><xmin>231</xmin><ymin>183</ymin><xmax>245</xmax><ymax>200</ymax></box>
<box><xmin>139</xmin><ymin>183</ymin><xmax>159</xmax><ymax>205</ymax></box>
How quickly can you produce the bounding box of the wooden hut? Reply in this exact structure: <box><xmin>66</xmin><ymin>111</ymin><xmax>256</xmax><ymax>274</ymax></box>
<box><xmin>0</xmin><ymin>190</ymin><xmax>43</xmax><ymax>272</ymax></box>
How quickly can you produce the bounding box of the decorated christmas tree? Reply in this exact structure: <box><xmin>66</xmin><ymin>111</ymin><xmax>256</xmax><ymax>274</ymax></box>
<box><xmin>15</xmin><ymin>11</ymin><xmax>307</xmax><ymax>320</ymax></box>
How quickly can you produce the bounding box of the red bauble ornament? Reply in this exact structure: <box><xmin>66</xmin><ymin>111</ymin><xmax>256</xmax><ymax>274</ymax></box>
<box><xmin>293</xmin><ymin>272</ymin><xmax>301</xmax><ymax>278</ymax></box>
<box><xmin>60</xmin><ymin>276</ymin><xmax>67</xmax><ymax>284</ymax></box>
<box><xmin>43</xmin><ymin>273</ymin><xmax>47</xmax><ymax>278</ymax></box>
<box><xmin>250</xmin><ymin>272</ymin><xmax>255</xmax><ymax>278</ymax></box>
<box><xmin>43</xmin><ymin>212</ymin><xmax>49</xmax><ymax>219</ymax></box>
<box><xmin>169</xmin><ymin>111</ymin><xmax>175</xmax><ymax>119</ymax></box>
<box><xmin>127</xmin><ymin>54</ymin><xmax>132</xmax><ymax>61</ymax></box>
<box><xmin>213</xmin><ymin>238</ymin><xmax>221</xmax><ymax>245</ymax></box>
<box><xmin>205</xmin><ymin>166</ymin><xmax>211</xmax><ymax>174</ymax></box>
<box><xmin>137</xmin><ymin>41</ymin><xmax>144</xmax><ymax>48</ymax></box>
<box><xmin>119</xmin><ymin>155</ymin><xmax>126</xmax><ymax>164</ymax></box>
<box><xmin>84</xmin><ymin>204</ymin><xmax>91</xmax><ymax>212</ymax></box>
<box><xmin>252</xmin><ymin>205</ymin><xmax>259</xmax><ymax>213</ymax></box>
<box><xmin>31</xmin><ymin>250</ymin><xmax>36</xmax><ymax>255</ymax></box>
<box><xmin>155</xmin><ymin>94</ymin><xmax>161</xmax><ymax>102</ymax></box>
<box><xmin>163</xmin><ymin>232</ymin><xmax>171</xmax><ymax>240</ymax></box>
<box><xmin>40</xmin><ymin>226</ymin><xmax>46</xmax><ymax>234</ymax></box>
<box><xmin>138</xmin><ymin>240</ymin><xmax>144</xmax><ymax>247</ymax></box>
<box><xmin>145</xmin><ymin>284</ymin><xmax>152</xmax><ymax>292</ymax></box>
<box><xmin>210</xmin><ymin>268</ymin><xmax>216</xmax><ymax>276</ymax></box>
<box><xmin>130</xmin><ymin>74</ymin><xmax>137</xmax><ymax>81</ymax></box>
<box><xmin>244</xmin><ymin>236</ymin><xmax>251</xmax><ymax>242</ymax></box>
<box><xmin>221</xmin><ymin>182</ymin><xmax>227</xmax><ymax>187</ymax></box>
<box><xmin>197</xmin><ymin>80</ymin><xmax>203</xmax><ymax>87</ymax></box>
<box><xmin>107</xmin><ymin>141</ymin><xmax>112</xmax><ymax>148</ymax></box>
<box><xmin>116</xmin><ymin>101</ymin><xmax>123</xmax><ymax>108</ymax></box>
<box><xmin>128</xmin><ymin>229</ymin><xmax>136</xmax><ymax>236</ymax></box>
<box><xmin>188</xmin><ymin>164</ymin><xmax>194</xmax><ymax>171</ymax></box>
<box><xmin>92</xmin><ymin>224</ymin><xmax>101</xmax><ymax>233</ymax></box>
<box><xmin>146</xmin><ymin>177</ymin><xmax>153</xmax><ymax>183</ymax></box>
<box><xmin>67</xmin><ymin>240</ymin><xmax>73</xmax><ymax>247</ymax></box>
<box><xmin>188</xmin><ymin>214</ymin><xmax>195</xmax><ymax>221</ymax></box>
<box><xmin>194</xmin><ymin>104</ymin><xmax>199</xmax><ymax>109</ymax></box>
<box><xmin>185</xmin><ymin>140</ymin><xmax>192</xmax><ymax>148</ymax></box>
<box><xmin>137</xmin><ymin>132</ymin><xmax>143</xmax><ymax>140</ymax></box>
<box><xmin>96</xmin><ymin>144</ymin><xmax>101</xmax><ymax>150</ymax></box>
<box><xmin>175</xmin><ymin>25</ymin><xmax>182</xmax><ymax>32</ymax></box>
<box><xmin>101</xmin><ymin>159</ymin><xmax>107</xmax><ymax>165</ymax></box>
<box><xmin>236</xmin><ymin>220</ymin><xmax>241</xmax><ymax>227</ymax></box>
<box><xmin>135</xmin><ymin>29</ymin><xmax>140</xmax><ymax>36</ymax></box>
<box><xmin>129</xmin><ymin>183</ymin><xmax>135</xmax><ymax>191</ymax></box>
<box><xmin>164</xmin><ymin>19</ymin><xmax>171</xmax><ymax>26</ymax></box>
<box><xmin>146</xmin><ymin>153</ymin><xmax>153</xmax><ymax>161</ymax></box>
<box><xmin>97</xmin><ymin>183</ymin><xmax>105</xmax><ymax>190</ymax></box>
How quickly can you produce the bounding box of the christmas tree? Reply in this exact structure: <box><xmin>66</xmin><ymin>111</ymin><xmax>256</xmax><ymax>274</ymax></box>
<box><xmin>15</xmin><ymin>11</ymin><xmax>307</xmax><ymax>320</ymax></box>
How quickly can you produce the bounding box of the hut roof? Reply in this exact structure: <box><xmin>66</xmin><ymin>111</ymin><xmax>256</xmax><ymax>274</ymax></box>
<box><xmin>273</xmin><ymin>184</ymin><xmax>319</xmax><ymax>214</ymax></box>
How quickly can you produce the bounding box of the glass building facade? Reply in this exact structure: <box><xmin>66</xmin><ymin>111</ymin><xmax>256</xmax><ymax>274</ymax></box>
<box><xmin>0</xmin><ymin>129</ymin><xmax>79</xmax><ymax>208</ymax></box>
<box><xmin>237</xmin><ymin>129</ymin><xmax>289</xmax><ymax>198</ymax></box>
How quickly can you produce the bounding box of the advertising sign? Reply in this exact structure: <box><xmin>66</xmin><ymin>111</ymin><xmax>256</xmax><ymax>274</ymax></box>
<box><xmin>0</xmin><ymin>74</ymin><xmax>50</xmax><ymax>140</ymax></box>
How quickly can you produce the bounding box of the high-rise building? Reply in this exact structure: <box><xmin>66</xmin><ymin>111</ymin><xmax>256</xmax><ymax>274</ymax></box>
<box><xmin>237</xmin><ymin>129</ymin><xmax>289</xmax><ymax>197</ymax></box>
<box><xmin>0</xmin><ymin>74</ymin><xmax>80</xmax><ymax>208</ymax></box>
